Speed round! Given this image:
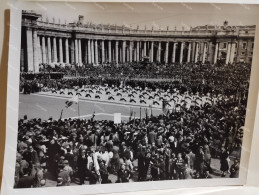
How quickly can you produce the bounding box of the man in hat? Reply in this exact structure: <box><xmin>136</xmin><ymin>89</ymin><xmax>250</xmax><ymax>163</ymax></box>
<box><xmin>195</xmin><ymin>146</ymin><xmax>205</xmax><ymax>177</ymax></box>
<box><xmin>77</xmin><ymin>150</ymin><xmax>88</xmax><ymax>185</ymax></box>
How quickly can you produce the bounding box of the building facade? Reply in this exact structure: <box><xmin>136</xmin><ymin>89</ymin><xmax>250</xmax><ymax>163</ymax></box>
<box><xmin>21</xmin><ymin>11</ymin><xmax>255</xmax><ymax>73</ymax></box>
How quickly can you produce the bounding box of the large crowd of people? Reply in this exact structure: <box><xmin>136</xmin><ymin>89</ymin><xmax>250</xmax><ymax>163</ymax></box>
<box><xmin>37</xmin><ymin>61</ymin><xmax>251</xmax><ymax>84</ymax></box>
<box><xmin>22</xmin><ymin>62</ymin><xmax>250</xmax><ymax>100</ymax></box>
<box><xmin>15</xmin><ymin>108</ymin><xmax>242</xmax><ymax>188</ymax></box>
<box><xmin>15</xmin><ymin>61</ymin><xmax>250</xmax><ymax>188</ymax></box>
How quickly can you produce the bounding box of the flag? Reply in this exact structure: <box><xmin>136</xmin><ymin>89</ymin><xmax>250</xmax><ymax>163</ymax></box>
<box><xmin>65</xmin><ymin>95</ymin><xmax>79</xmax><ymax>108</ymax></box>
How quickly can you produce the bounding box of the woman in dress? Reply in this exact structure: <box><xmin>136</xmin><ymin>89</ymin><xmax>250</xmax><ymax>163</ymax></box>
<box><xmin>220</xmin><ymin>147</ymin><xmax>229</xmax><ymax>177</ymax></box>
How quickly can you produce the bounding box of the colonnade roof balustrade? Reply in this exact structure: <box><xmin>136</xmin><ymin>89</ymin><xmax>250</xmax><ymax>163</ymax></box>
<box><xmin>20</xmin><ymin>20</ymin><xmax>253</xmax><ymax>40</ymax></box>
<box><xmin>20</xmin><ymin>10</ymin><xmax>255</xmax><ymax>74</ymax></box>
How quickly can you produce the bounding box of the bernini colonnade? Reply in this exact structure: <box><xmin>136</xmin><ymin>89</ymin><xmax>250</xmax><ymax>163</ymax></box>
<box><xmin>21</xmin><ymin>11</ymin><xmax>254</xmax><ymax>73</ymax></box>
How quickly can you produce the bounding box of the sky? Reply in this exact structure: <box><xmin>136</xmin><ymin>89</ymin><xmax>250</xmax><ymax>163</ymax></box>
<box><xmin>24</xmin><ymin>2</ymin><xmax>258</xmax><ymax>30</ymax></box>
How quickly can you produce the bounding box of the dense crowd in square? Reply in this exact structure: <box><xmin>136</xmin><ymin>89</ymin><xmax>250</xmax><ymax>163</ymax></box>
<box><xmin>15</xmin><ymin>61</ymin><xmax>249</xmax><ymax>188</ymax></box>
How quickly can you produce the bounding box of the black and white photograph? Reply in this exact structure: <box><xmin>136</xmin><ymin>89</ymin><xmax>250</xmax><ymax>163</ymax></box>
<box><xmin>11</xmin><ymin>2</ymin><xmax>257</xmax><ymax>190</ymax></box>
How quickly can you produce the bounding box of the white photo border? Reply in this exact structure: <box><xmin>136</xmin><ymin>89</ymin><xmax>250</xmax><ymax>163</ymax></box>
<box><xmin>2</xmin><ymin>2</ymin><xmax>259</xmax><ymax>194</ymax></box>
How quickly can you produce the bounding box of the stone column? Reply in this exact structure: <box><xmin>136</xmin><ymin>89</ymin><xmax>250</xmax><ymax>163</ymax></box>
<box><xmin>157</xmin><ymin>41</ymin><xmax>161</xmax><ymax>62</ymax></box>
<box><xmin>150</xmin><ymin>41</ymin><xmax>154</xmax><ymax>62</ymax></box>
<box><xmin>37</xmin><ymin>36</ymin><xmax>42</xmax><ymax>65</ymax></box>
<box><xmin>70</xmin><ymin>39</ymin><xmax>75</xmax><ymax>64</ymax></box>
<box><xmin>179</xmin><ymin>42</ymin><xmax>184</xmax><ymax>64</ymax></box>
<box><xmin>112</xmin><ymin>48</ymin><xmax>115</xmax><ymax>62</ymax></box>
<box><xmin>53</xmin><ymin>37</ymin><xmax>57</xmax><ymax>63</ymax></box>
<box><xmin>47</xmin><ymin>37</ymin><xmax>52</xmax><ymax>64</ymax></box>
<box><xmin>134</xmin><ymin>43</ymin><xmax>137</xmax><ymax>61</ymax></box>
<box><xmin>129</xmin><ymin>41</ymin><xmax>133</xmax><ymax>62</ymax></box>
<box><xmin>42</xmin><ymin>36</ymin><xmax>46</xmax><ymax>64</ymax></box>
<box><xmin>165</xmin><ymin>41</ymin><xmax>169</xmax><ymax>64</ymax></box>
<box><xmin>32</xmin><ymin>30</ymin><xmax>39</xmax><ymax>72</ymax></box>
<box><xmin>84</xmin><ymin>40</ymin><xmax>88</xmax><ymax>64</ymax></box>
<box><xmin>195</xmin><ymin>42</ymin><xmax>199</xmax><ymax>63</ymax></box>
<box><xmin>87</xmin><ymin>39</ymin><xmax>91</xmax><ymax>64</ymax></box>
<box><xmin>172</xmin><ymin>42</ymin><xmax>177</xmax><ymax>63</ymax></box>
<box><xmin>120</xmin><ymin>47</ymin><xmax>122</xmax><ymax>63</ymax></box>
<box><xmin>108</xmin><ymin>40</ymin><xmax>112</xmax><ymax>63</ymax></box>
<box><xmin>59</xmin><ymin>37</ymin><xmax>63</xmax><ymax>63</ymax></box>
<box><xmin>122</xmin><ymin>40</ymin><xmax>126</xmax><ymax>63</ymax></box>
<box><xmin>226</xmin><ymin>42</ymin><xmax>231</xmax><ymax>64</ymax></box>
<box><xmin>91</xmin><ymin>40</ymin><xmax>95</xmax><ymax>64</ymax></box>
<box><xmin>187</xmin><ymin>42</ymin><xmax>191</xmax><ymax>63</ymax></box>
<box><xmin>65</xmin><ymin>38</ymin><xmax>69</xmax><ymax>64</ymax></box>
<box><xmin>202</xmin><ymin>42</ymin><xmax>207</xmax><ymax>63</ymax></box>
<box><xmin>199</xmin><ymin>42</ymin><xmax>204</xmax><ymax>62</ymax></box>
<box><xmin>101</xmin><ymin>40</ymin><xmax>105</xmax><ymax>63</ymax></box>
<box><xmin>126</xmin><ymin>43</ymin><xmax>129</xmax><ymax>62</ymax></box>
<box><xmin>115</xmin><ymin>40</ymin><xmax>119</xmax><ymax>65</ymax></box>
<box><xmin>191</xmin><ymin>42</ymin><xmax>196</xmax><ymax>62</ymax></box>
<box><xmin>95</xmin><ymin>40</ymin><xmax>98</xmax><ymax>65</ymax></box>
<box><xmin>229</xmin><ymin>42</ymin><xmax>236</xmax><ymax>64</ymax></box>
<box><xmin>26</xmin><ymin>28</ymin><xmax>34</xmax><ymax>71</ymax></box>
<box><xmin>75</xmin><ymin>39</ymin><xmax>78</xmax><ymax>64</ymax></box>
<box><xmin>78</xmin><ymin>39</ymin><xmax>82</xmax><ymax>66</ymax></box>
<box><xmin>214</xmin><ymin>42</ymin><xmax>219</xmax><ymax>64</ymax></box>
<box><xmin>137</xmin><ymin>41</ymin><xmax>140</xmax><ymax>61</ymax></box>
<box><xmin>144</xmin><ymin>41</ymin><xmax>147</xmax><ymax>56</ymax></box>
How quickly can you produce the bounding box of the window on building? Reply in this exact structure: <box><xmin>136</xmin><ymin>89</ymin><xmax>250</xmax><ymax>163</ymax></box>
<box><xmin>242</xmin><ymin>42</ymin><xmax>247</xmax><ymax>49</ymax></box>
<box><xmin>252</xmin><ymin>43</ymin><xmax>254</xmax><ymax>49</ymax></box>
<box><xmin>241</xmin><ymin>52</ymin><xmax>245</xmax><ymax>55</ymax></box>
<box><xmin>251</xmin><ymin>52</ymin><xmax>253</xmax><ymax>55</ymax></box>
<box><xmin>223</xmin><ymin>43</ymin><xmax>227</xmax><ymax>49</ymax></box>
<box><xmin>245</xmin><ymin>31</ymin><xmax>248</xmax><ymax>34</ymax></box>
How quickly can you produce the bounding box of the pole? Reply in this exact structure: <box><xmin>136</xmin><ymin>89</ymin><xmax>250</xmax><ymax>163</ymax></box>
<box><xmin>77</xmin><ymin>95</ymin><xmax>80</xmax><ymax>119</ymax></box>
<box><xmin>59</xmin><ymin>109</ymin><xmax>63</xmax><ymax>120</ymax></box>
<box><xmin>129</xmin><ymin>107</ymin><xmax>132</xmax><ymax>122</ymax></box>
<box><xmin>133</xmin><ymin>112</ymin><xmax>136</xmax><ymax>126</ymax></box>
<box><xmin>91</xmin><ymin>111</ymin><xmax>95</xmax><ymax>123</ymax></box>
<box><xmin>140</xmin><ymin>107</ymin><xmax>142</xmax><ymax>120</ymax></box>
